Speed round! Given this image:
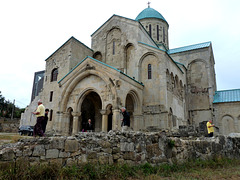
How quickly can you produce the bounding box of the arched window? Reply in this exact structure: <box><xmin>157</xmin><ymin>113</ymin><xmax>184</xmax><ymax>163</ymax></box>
<box><xmin>163</xmin><ymin>27</ymin><xmax>165</xmax><ymax>42</ymax></box>
<box><xmin>149</xmin><ymin>24</ymin><xmax>152</xmax><ymax>37</ymax></box>
<box><xmin>157</xmin><ymin>25</ymin><xmax>159</xmax><ymax>41</ymax></box>
<box><xmin>50</xmin><ymin>109</ymin><xmax>53</xmax><ymax>121</ymax></box>
<box><xmin>51</xmin><ymin>68</ymin><xmax>58</xmax><ymax>82</ymax></box>
<box><xmin>113</xmin><ymin>41</ymin><xmax>115</xmax><ymax>55</ymax></box>
<box><xmin>148</xmin><ymin>64</ymin><xmax>152</xmax><ymax>79</ymax></box>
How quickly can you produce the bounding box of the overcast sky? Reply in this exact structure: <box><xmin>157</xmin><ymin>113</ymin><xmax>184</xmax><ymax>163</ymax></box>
<box><xmin>0</xmin><ymin>0</ymin><xmax>239</xmax><ymax>108</ymax></box>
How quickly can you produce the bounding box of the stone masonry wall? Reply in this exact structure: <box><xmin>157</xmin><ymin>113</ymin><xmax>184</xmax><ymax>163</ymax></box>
<box><xmin>1</xmin><ymin>131</ymin><xmax>240</xmax><ymax>166</ymax></box>
<box><xmin>0</xmin><ymin>119</ymin><xmax>19</xmax><ymax>133</ymax></box>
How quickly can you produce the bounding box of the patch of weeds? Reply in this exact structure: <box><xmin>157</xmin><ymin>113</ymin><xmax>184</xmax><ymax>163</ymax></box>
<box><xmin>167</xmin><ymin>139</ymin><xmax>175</xmax><ymax>148</ymax></box>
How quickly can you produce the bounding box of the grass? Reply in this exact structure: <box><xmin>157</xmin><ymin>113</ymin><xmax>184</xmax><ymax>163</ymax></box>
<box><xmin>0</xmin><ymin>158</ymin><xmax>240</xmax><ymax>179</ymax></box>
<box><xmin>0</xmin><ymin>133</ymin><xmax>32</xmax><ymax>145</ymax></box>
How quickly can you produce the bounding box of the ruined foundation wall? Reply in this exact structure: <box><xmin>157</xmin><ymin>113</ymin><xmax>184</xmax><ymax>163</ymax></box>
<box><xmin>1</xmin><ymin>131</ymin><xmax>240</xmax><ymax>166</ymax></box>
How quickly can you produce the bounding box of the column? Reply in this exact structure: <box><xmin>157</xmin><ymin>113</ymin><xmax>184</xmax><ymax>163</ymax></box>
<box><xmin>62</xmin><ymin>112</ymin><xmax>70</xmax><ymax>135</ymax></box>
<box><xmin>112</xmin><ymin>109</ymin><xmax>121</xmax><ymax>130</ymax></box>
<box><xmin>100</xmin><ymin>109</ymin><xmax>108</xmax><ymax>132</ymax></box>
<box><xmin>72</xmin><ymin>112</ymin><xmax>81</xmax><ymax>135</ymax></box>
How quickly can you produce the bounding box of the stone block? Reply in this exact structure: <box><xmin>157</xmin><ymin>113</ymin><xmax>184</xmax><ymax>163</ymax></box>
<box><xmin>99</xmin><ymin>155</ymin><xmax>109</xmax><ymax>164</ymax></box>
<box><xmin>1</xmin><ymin>149</ymin><xmax>15</xmax><ymax>161</ymax></box>
<box><xmin>100</xmin><ymin>141</ymin><xmax>111</xmax><ymax>148</ymax></box>
<box><xmin>66</xmin><ymin>158</ymin><xmax>77</xmax><ymax>166</ymax></box>
<box><xmin>146</xmin><ymin>143</ymin><xmax>162</xmax><ymax>157</ymax></box>
<box><xmin>65</xmin><ymin>139</ymin><xmax>79</xmax><ymax>152</ymax></box>
<box><xmin>59</xmin><ymin>151</ymin><xmax>70</xmax><ymax>158</ymax></box>
<box><xmin>33</xmin><ymin>145</ymin><xmax>45</xmax><ymax>156</ymax></box>
<box><xmin>46</xmin><ymin>149</ymin><xmax>59</xmax><ymax>159</ymax></box>
<box><xmin>78</xmin><ymin>154</ymin><xmax>87</xmax><ymax>163</ymax></box>
<box><xmin>49</xmin><ymin>158</ymin><xmax>62</xmax><ymax>165</ymax></box>
<box><xmin>112</xmin><ymin>147</ymin><xmax>120</xmax><ymax>154</ymax></box>
<box><xmin>103</xmin><ymin>148</ymin><xmax>112</xmax><ymax>154</ymax></box>
<box><xmin>49</xmin><ymin>138</ymin><xmax>65</xmax><ymax>150</ymax></box>
<box><xmin>87</xmin><ymin>151</ymin><xmax>97</xmax><ymax>159</ymax></box>
<box><xmin>120</xmin><ymin>142</ymin><xmax>134</xmax><ymax>152</ymax></box>
<box><xmin>123</xmin><ymin>152</ymin><xmax>135</xmax><ymax>160</ymax></box>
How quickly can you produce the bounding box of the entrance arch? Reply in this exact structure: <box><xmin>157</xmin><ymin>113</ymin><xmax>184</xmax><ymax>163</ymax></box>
<box><xmin>80</xmin><ymin>91</ymin><xmax>102</xmax><ymax>132</ymax></box>
<box><xmin>222</xmin><ymin>115</ymin><xmax>235</xmax><ymax>135</ymax></box>
<box><xmin>125</xmin><ymin>90</ymin><xmax>140</xmax><ymax>130</ymax></box>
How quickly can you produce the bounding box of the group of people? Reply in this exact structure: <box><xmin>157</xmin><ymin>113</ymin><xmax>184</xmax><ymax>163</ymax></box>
<box><xmin>32</xmin><ymin>101</ymin><xmax>214</xmax><ymax>136</ymax></box>
<box><xmin>32</xmin><ymin>100</ymin><xmax>49</xmax><ymax>137</ymax></box>
<box><xmin>32</xmin><ymin>103</ymin><xmax>131</xmax><ymax>136</ymax></box>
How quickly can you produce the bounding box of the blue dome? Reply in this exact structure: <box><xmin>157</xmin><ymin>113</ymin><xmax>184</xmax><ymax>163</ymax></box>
<box><xmin>135</xmin><ymin>7</ymin><xmax>167</xmax><ymax>23</ymax></box>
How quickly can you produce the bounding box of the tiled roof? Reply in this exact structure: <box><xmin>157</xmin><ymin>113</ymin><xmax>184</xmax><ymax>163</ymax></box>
<box><xmin>213</xmin><ymin>89</ymin><xmax>240</xmax><ymax>103</ymax></box>
<box><xmin>168</xmin><ymin>42</ymin><xmax>211</xmax><ymax>54</ymax></box>
<box><xmin>135</xmin><ymin>7</ymin><xmax>167</xmax><ymax>23</ymax></box>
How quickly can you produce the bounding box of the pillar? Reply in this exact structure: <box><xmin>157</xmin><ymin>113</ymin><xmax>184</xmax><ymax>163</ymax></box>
<box><xmin>72</xmin><ymin>112</ymin><xmax>81</xmax><ymax>135</ymax></box>
<box><xmin>112</xmin><ymin>109</ymin><xmax>121</xmax><ymax>130</ymax></box>
<box><xmin>61</xmin><ymin>112</ymin><xmax>70</xmax><ymax>135</ymax></box>
<box><xmin>100</xmin><ymin>109</ymin><xmax>108</xmax><ymax>132</ymax></box>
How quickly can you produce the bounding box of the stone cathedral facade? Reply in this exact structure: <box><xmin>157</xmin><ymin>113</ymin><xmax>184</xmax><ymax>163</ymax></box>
<box><xmin>21</xmin><ymin>6</ymin><xmax>240</xmax><ymax>135</ymax></box>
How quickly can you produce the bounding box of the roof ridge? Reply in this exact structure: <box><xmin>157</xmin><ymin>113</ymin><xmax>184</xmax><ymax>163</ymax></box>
<box><xmin>216</xmin><ymin>88</ymin><xmax>240</xmax><ymax>92</ymax></box>
<box><xmin>168</xmin><ymin>41</ymin><xmax>211</xmax><ymax>54</ymax></box>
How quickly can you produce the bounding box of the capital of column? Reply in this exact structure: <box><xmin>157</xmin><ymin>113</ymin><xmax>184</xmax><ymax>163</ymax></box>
<box><xmin>72</xmin><ymin>112</ymin><xmax>81</xmax><ymax>117</ymax></box>
<box><xmin>112</xmin><ymin>109</ymin><xmax>120</xmax><ymax>113</ymax></box>
<box><xmin>100</xmin><ymin>109</ymin><xmax>107</xmax><ymax>115</ymax></box>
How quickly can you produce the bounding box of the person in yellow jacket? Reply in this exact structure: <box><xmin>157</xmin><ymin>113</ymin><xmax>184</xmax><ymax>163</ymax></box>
<box><xmin>32</xmin><ymin>99</ymin><xmax>45</xmax><ymax>137</ymax></box>
<box><xmin>206</xmin><ymin>120</ymin><xmax>215</xmax><ymax>137</ymax></box>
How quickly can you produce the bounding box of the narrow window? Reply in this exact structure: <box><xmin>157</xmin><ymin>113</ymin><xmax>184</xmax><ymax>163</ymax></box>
<box><xmin>50</xmin><ymin>91</ymin><xmax>53</xmax><ymax>102</ymax></box>
<box><xmin>148</xmin><ymin>64</ymin><xmax>152</xmax><ymax>79</ymax></box>
<box><xmin>51</xmin><ymin>68</ymin><xmax>58</xmax><ymax>82</ymax></box>
<box><xmin>113</xmin><ymin>41</ymin><xmax>115</xmax><ymax>55</ymax></box>
<box><xmin>157</xmin><ymin>25</ymin><xmax>159</xmax><ymax>41</ymax></box>
<box><xmin>163</xmin><ymin>27</ymin><xmax>165</xmax><ymax>43</ymax></box>
<box><xmin>50</xmin><ymin>110</ymin><xmax>53</xmax><ymax>121</ymax></box>
<box><xmin>149</xmin><ymin>24</ymin><xmax>152</xmax><ymax>37</ymax></box>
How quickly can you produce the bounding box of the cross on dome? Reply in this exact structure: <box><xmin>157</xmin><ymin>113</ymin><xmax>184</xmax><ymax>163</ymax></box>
<box><xmin>147</xmin><ymin>1</ymin><xmax>151</xmax><ymax>8</ymax></box>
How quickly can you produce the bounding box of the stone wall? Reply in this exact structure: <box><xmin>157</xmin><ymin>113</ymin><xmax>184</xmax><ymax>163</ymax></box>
<box><xmin>0</xmin><ymin>119</ymin><xmax>19</xmax><ymax>133</ymax></box>
<box><xmin>1</xmin><ymin>131</ymin><xmax>240</xmax><ymax>166</ymax></box>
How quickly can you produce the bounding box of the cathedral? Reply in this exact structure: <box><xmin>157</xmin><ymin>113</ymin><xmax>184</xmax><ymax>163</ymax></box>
<box><xmin>21</xmin><ymin>5</ymin><xmax>240</xmax><ymax>135</ymax></box>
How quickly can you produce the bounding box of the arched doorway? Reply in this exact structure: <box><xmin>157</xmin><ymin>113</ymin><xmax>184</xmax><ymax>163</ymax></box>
<box><xmin>81</xmin><ymin>92</ymin><xmax>102</xmax><ymax>132</ymax></box>
<box><xmin>107</xmin><ymin>105</ymin><xmax>113</xmax><ymax>131</ymax></box>
<box><xmin>126</xmin><ymin>94</ymin><xmax>134</xmax><ymax>130</ymax></box>
<box><xmin>67</xmin><ymin>107</ymin><xmax>73</xmax><ymax>135</ymax></box>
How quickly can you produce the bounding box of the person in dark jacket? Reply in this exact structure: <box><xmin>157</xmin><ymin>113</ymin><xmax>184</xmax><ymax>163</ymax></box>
<box><xmin>42</xmin><ymin>109</ymin><xmax>49</xmax><ymax>133</ymax></box>
<box><xmin>120</xmin><ymin>107</ymin><xmax>130</xmax><ymax>132</ymax></box>
<box><xmin>86</xmin><ymin>119</ymin><xmax>94</xmax><ymax>132</ymax></box>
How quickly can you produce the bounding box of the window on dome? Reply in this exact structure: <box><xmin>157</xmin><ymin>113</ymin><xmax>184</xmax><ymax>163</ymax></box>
<box><xmin>148</xmin><ymin>64</ymin><xmax>152</xmax><ymax>79</ymax></box>
<box><xmin>163</xmin><ymin>27</ymin><xmax>165</xmax><ymax>42</ymax></box>
<box><xmin>157</xmin><ymin>25</ymin><xmax>159</xmax><ymax>41</ymax></box>
<box><xmin>149</xmin><ymin>24</ymin><xmax>152</xmax><ymax>37</ymax></box>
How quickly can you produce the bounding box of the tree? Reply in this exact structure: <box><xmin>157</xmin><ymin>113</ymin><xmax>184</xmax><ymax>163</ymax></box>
<box><xmin>0</xmin><ymin>91</ymin><xmax>25</xmax><ymax>118</ymax></box>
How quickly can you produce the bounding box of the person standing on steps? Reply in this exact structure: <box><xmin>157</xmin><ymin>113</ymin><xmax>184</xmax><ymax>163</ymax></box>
<box><xmin>120</xmin><ymin>107</ymin><xmax>130</xmax><ymax>132</ymax></box>
<box><xmin>32</xmin><ymin>100</ymin><xmax>45</xmax><ymax>137</ymax></box>
<box><xmin>86</xmin><ymin>119</ymin><xmax>94</xmax><ymax>132</ymax></box>
<box><xmin>206</xmin><ymin>119</ymin><xmax>215</xmax><ymax>137</ymax></box>
<box><xmin>42</xmin><ymin>108</ymin><xmax>49</xmax><ymax>133</ymax></box>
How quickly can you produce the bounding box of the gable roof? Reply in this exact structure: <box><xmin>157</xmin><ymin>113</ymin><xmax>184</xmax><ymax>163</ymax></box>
<box><xmin>45</xmin><ymin>36</ymin><xmax>93</xmax><ymax>61</ymax></box>
<box><xmin>213</xmin><ymin>89</ymin><xmax>240</xmax><ymax>103</ymax></box>
<box><xmin>91</xmin><ymin>14</ymin><xmax>136</xmax><ymax>37</ymax></box>
<box><xmin>167</xmin><ymin>42</ymin><xmax>211</xmax><ymax>55</ymax></box>
<box><xmin>58</xmin><ymin>56</ymin><xmax>144</xmax><ymax>86</ymax></box>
